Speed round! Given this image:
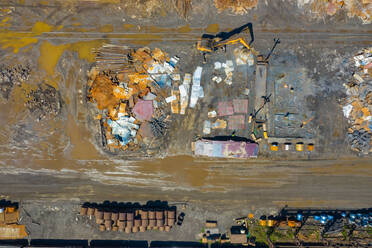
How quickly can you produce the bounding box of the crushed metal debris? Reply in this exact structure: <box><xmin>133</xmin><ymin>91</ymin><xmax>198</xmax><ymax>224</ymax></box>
<box><xmin>214</xmin><ymin>0</ymin><xmax>259</xmax><ymax>15</ymax></box>
<box><xmin>0</xmin><ymin>65</ymin><xmax>30</xmax><ymax>99</ymax></box>
<box><xmin>25</xmin><ymin>85</ymin><xmax>62</xmax><ymax>121</ymax></box>
<box><xmin>88</xmin><ymin>45</ymin><xmax>179</xmax><ymax>152</ymax></box>
<box><xmin>342</xmin><ymin>47</ymin><xmax>372</xmax><ymax>154</ymax></box>
<box><xmin>298</xmin><ymin>0</ymin><xmax>372</xmax><ymax>24</ymax></box>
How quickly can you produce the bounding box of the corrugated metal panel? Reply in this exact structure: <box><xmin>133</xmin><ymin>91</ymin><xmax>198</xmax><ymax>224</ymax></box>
<box><xmin>217</xmin><ymin>101</ymin><xmax>234</xmax><ymax>116</ymax></box>
<box><xmin>195</xmin><ymin>139</ymin><xmax>258</xmax><ymax>158</ymax></box>
<box><xmin>233</xmin><ymin>99</ymin><xmax>248</xmax><ymax>114</ymax></box>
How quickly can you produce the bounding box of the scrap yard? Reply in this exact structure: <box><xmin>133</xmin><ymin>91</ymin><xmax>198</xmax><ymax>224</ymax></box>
<box><xmin>0</xmin><ymin>0</ymin><xmax>371</xmax><ymax>247</ymax></box>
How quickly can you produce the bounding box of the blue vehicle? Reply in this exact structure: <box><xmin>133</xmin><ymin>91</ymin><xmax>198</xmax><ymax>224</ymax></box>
<box><xmin>296</xmin><ymin>213</ymin><xmax>303</xmax><ymax>222</ymax></box>
<box><xmin>314</xmin><ymin>216</ymin><xmax>321</xmax><ymax>221</ymax></box>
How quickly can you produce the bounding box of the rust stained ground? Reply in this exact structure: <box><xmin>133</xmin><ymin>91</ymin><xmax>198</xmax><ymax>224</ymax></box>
<box><xmin>0</xmin><ymin>0</ymin><xmax>371</xmax><ymax>209</ymax></box>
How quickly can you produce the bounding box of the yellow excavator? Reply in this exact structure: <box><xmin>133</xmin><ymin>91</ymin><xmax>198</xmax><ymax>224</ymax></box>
<box><xmin>197</xmin><ymin>23</ymin><xmax>254</xmax><ymax>62</ymax></box>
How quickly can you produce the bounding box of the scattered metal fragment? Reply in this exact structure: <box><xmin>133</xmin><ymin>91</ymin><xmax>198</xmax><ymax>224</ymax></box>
<box><xmin>0</xmin><ymin>64</ymin><xmax>31</xmax><ymax>99</ymax></box>
<box><xmin>25</xmin><ymin>85</ymin><xmax>62</xmax><ymax>121</ymax></box>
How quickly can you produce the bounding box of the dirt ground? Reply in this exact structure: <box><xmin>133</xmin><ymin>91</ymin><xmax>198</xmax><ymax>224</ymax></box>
<box><xmin>0</xmin><ymin>0</ymin><xmax>371</xmax><ymax>241</ymax></box>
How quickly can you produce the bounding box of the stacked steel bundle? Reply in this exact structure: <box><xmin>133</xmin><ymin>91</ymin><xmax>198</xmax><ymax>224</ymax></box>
<box><xmin>79</xmin><ymin>202</ymin><xmax>177</xmax><ymax>233</ymax></box>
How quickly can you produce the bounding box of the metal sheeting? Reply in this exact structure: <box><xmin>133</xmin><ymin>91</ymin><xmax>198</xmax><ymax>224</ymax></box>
<box><xmin>194</xmin><ymin>139</ymin><xmax>258</xmax><ymax>158</ymax></box>
<box><xmin>217</xmin><ymin>101</ymin><xmax>234</xmax><ymax>116</ymax></box>
<box><xmin>228</xmin><ymin>115</ymin><xmax>245</xmax><ymax>130</ymax></box>
<box><xmin>133</xmin><ymin>100</ymin><xmax>154</xmax><ymax>121</ymax></box>
<box><xmin>233</xmin><ymin>99</ymin><xmax>248</xmax><ymax>114</ymax></box>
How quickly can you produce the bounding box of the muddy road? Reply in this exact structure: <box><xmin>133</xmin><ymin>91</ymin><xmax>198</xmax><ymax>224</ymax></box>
<box><xmin>0</xmin><ymin>0</ymin><xmax>371</xmax><ymax>211</ymax></box>
<box><xmin>1</xmin><ymin>157</ymin><xmax>371</xmax><ymax>210</ymax></box>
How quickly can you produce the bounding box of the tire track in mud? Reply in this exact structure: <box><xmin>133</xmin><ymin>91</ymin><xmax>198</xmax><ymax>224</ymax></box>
<box><xmin>3</xmin><ymin>28</ymin><xmax>372</xmax><ymax>42</ymax></box>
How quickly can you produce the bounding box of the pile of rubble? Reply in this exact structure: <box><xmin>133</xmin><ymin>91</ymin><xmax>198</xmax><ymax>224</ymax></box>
<box><xmin>342</xmin><ymin>47</ymin><xmax>372</xmax><ymax>154</ymax></box>
<box><xmin>298</xmin><ymin>0</ymin><xmax>372</xmax><ymax>24</ymax></box>
<box><xmin>88</xmin><ymin>46</ymin><xmax>182</xmax><ymax>152</ymax></box>
<box><xmin>0</xmin><ymin>65</ymin><xmax>30</xmax><ymax>99</ymax></box>
<box><xmin>213</xmin><ymin>0</ymin><xmax>258</xmax><ymax>14</ymax></box>
<box><xmin>25</xmin><ymin>85</ymin><xmax>62</xmax><ymax>121</ymax></box>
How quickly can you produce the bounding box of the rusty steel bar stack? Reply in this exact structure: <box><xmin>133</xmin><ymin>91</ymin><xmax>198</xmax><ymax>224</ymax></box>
<box><xmin>79</xmin><ymin>201</ymin><xmax>177</xmax><ymax>233</ymax></box>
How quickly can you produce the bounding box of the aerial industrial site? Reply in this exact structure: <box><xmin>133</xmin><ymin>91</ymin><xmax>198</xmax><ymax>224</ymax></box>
<box><xmin>0</xmin><ymin>0</ymin><xmax>371</xmax><ymax>247</ymax></box>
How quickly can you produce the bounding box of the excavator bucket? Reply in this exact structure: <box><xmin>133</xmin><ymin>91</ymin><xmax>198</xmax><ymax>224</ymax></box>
<box><xmin>197</xmin><ymin>35</ymin><xmax>215</xmax><ymax>53</ymax></box>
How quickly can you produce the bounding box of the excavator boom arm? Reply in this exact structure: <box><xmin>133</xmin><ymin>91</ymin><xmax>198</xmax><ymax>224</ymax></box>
<box><xmin>215</xmin><ymin>37</ymin><xmax>251</xmax><ymax>50</ymax></box>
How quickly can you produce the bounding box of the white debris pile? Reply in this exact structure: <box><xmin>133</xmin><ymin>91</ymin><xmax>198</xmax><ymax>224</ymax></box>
<box><xmin>234</xmin><ymin>47</ymin><xmax>255</xmax><ymax>66</ymax></box>
<box><xmin>148</xmin><ymin>55</ymin><xmax>180</xmax><ymax>87</ymax></box>
<box><xmin>342</xmin><ymin>47</ymin><xmax>372</xmax><ymax>154</ymax></box>
<box><xmin>179</xmin><ymin>73</ymin><xmax>191</xmax><ymax>114</ymax></box>
<box><xmin>190</xmin><ymin>66</ymin><xmax>204</xmax><ymax>108</ymax></box>
<box><xmin>165</xmin><ymin>68</ymin><xmax>204</xmax><ymax>115</ymax></box>
<box><xmin>107</xmin><ymin>116</ymin><xmax>139</xmax><ymax>147</ymax></box>
<box><xmin>212</xmin><ymin>60</ymin><xmax>235</xmax><ymax>85</ymax></box>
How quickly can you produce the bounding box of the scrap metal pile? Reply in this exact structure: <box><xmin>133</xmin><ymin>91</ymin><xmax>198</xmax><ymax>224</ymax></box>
<box><xmin>343</xmin><ymin>47</ymin><xmax>372</xmax><ymax>154</ymax></box>
<box><xmin>0</xmin><ymin>64</ymin><xmax>30</xmax><ymax>99</ymax></box>
<box><xmin>87</xmin><ymin>45</ymin><xmax>179</xmax><ymax>151</ymax></box>
<box><xmin>213</xmin><ymin>0</ymin><xmax>258</xmax><ymax>14</ymax></box>
<box><xmin>298</xmin><ymin>0</ymin><xmax>372</xmax><ymax>24</ymax></box>
<box><xmin>25</xmin><ymin>85</ymin><xmax>61</xmax><ymax>121</ymax></box>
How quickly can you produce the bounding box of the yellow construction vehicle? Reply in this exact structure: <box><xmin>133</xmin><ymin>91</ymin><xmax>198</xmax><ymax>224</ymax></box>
<box><xmin>197</xmin><ymin>37</ymin><xmax>252</xmax><ymax>54</ymax></box>
<box><xmin>197</xmin><ymin>23</ymin><xmax>254</xmax><ymax>62</ymax></box>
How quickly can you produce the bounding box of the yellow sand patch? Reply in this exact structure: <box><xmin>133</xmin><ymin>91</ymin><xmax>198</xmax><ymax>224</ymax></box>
<box><xmin>1</xmin><ymin>17</ymin><xmax>10</xmax><ymax>23</ymax></box>
<box><xmin>69</xmin><ymin>40</ymin><xmax>105</xmax><ymax>62</ymax></box>
<box><xmin>148</xmin><ymin>25</ymin><xmax>168</xmax><ymax>33</ymax></box>
<box><xmin>0</xmin><ymin>21</ymin><xmax>54</xmax><ymax>53</ymax></box>
<box><xmin>99</xmin><ymin>24</ymin><xmax>114</xmax><ymax>33</ymax></box>
<box><xmin>38</xmin><ymin>40</ymin><xmax>105</xmax><ymax>88</ymax></box>
<box><xmin>206</xmin><ymin>23</ymin><xmax>219</xmax><ymax>33</ymax></box>
<box><xmin>38</xmin><ymin>41</ymin><xmax>68</xmax><ymax>77</ymax></box>
<box><xmin>123</xmin><ymin>24</ymin><xmax>135</xmax><ymax>30</ymax></box>
<box><xmin>31</xmin><ymin>21</ymin><xmax>53</xmax><ymax>34</ymax></box>
<box><xmin>0</xmin><ymin>31</ymin><xmax>38</xmax><ymax>53</ymax></box>
<box><xmin>178</xmin><ymin>25</ymin><xmax>191</xmax><ymax>33</ymax></box>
